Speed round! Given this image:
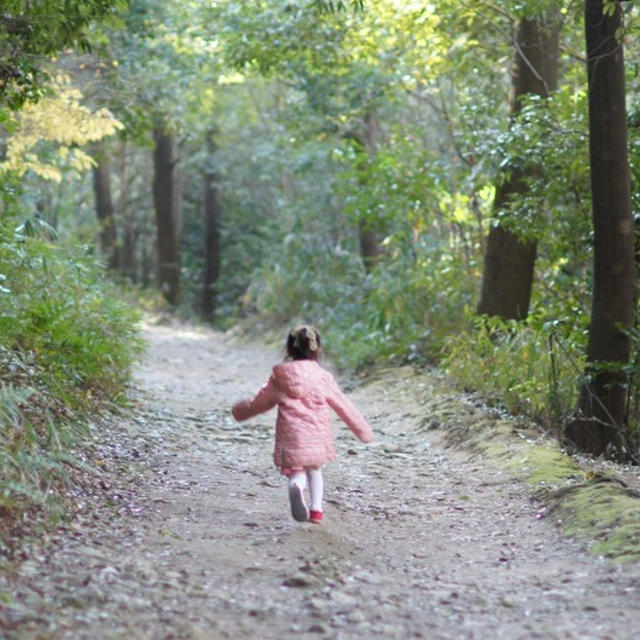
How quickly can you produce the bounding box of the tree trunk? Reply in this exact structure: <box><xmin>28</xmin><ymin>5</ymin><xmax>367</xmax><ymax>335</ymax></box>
<box><xmin>478</xmin><ymin>210</ymin><xmax>537</xmax><ymax>321</ymax></box>
<box><xmin>477</xmin><ymin>15</ymin><xmax>560</xmax><ymax>320</ymax></box>
<box><xmin>121</xmin><ymin>221</ymin><xmax>137</xmax><ymax>282</ymax></box>
<box><xmin>92</xmin><ymin>151</ymin><xmax>119</xmax><ymax>271</ymax></box>
<box><xmin>344</xmin><ymin>113</ymin><xmax>384</xmax><ymax>272</ymax></box>
<box><xmin>359</xmin><ymin>224</ymin><xmax>383</xmax><ymax>273</ymax></box>
<box><xmin>152</xmin><ymin>127</ymin><xmax>180</xmax><ymax>306</ymax></box>
<box><xmin>173</xmin><ymin>138</ymin><xmax>185</xmax><ymax>242</ymax></box>
<box><xmin>117</xmin><ymin>142</ymin><xmax>137</xmax><ymax>282</ymax></box>
<box><xmin>202</xmin><ymin>133</ymin><xmax>221</xmax><ymax>320</ymax></box>
<box><xmin>565</xmin><ymin>0</ymin><xmax>635</xmax><ymax>458</ymax></box>
<box><xmin>141</xmin><ymin>233</ymin><xmax>153</xmax><ymax>288</ymax></box>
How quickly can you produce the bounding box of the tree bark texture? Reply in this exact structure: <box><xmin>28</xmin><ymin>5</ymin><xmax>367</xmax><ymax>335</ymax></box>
<box><xmin>92</xmin><ymin>154</ymin><xmax>119</xmax><ymax>271</ymax></box>
<box><xmin>477</xmin><ymin>15</ymin><xmax>560</xmax><ymax>320</ymax></box>
<box><xmin>152</xmin><ymin>128</ymin><xmax>180</xmax><ymax>306</ymax></box>
<box><xmin>566</xmin><ymin>0</ymin><xmax>635</xmax><ymax>458</ymax></box>
<box><xmin>173</xmin><ymin>138</ymin><xmax>185</xmax><ymax>241</ymax></box>
<box><xmin>117</xmin><ymin>143</ymin><xmax>137</xmax><ymax>283</ymax></box>
<box><xmin>202</xmin><ymin>134</ymin><xmax>221</xmax><ymax>320</ymax></box>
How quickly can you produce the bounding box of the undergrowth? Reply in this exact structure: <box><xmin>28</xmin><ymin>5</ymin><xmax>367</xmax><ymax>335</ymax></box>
<box><xmin>444</xmin><ymin>314</ymin><xmax>586</xmax><ymax>429</ymax></box>
<box><xmin>244</xmin><ymin>230</ymin><xmax>590</xmax><ymax>439</ymax></box>
<box><xmin>246</xmin><ymin>237</ymin><xmax>477</xmax><ymax>370</ymax></box>
<box><xmin>0</xmin><ymin>217</ymin><xmax>143</xmax><ymax>554</ymax></box>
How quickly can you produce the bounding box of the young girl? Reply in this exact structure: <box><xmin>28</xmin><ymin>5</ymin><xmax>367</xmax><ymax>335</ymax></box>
<box><xmin>231</xmin><ymin>324</ymin><xmax>373</xmax><ymax>524</ymax></box>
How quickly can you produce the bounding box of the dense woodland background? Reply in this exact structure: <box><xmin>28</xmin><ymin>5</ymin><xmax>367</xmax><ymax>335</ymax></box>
<box><xmin>1</xmin><ymin>0</ymin><xmax>639</xmax><ymax>546</ymax></box>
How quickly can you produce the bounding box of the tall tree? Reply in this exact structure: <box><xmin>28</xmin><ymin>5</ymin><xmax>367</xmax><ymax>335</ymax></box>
<box><xmin>116</xmin><ymin>142</ymin><xmax>139</xmax><ymax>283</ymax></box>
<box><xmin>88</xmin><ymin>0</ymin><xmax>220</xmax><ymax>300</ymax></box>
<box><xmin>477</xmin><ymin>13</ymin><xmax>560</xmax><ymax>320</ymax></box>
<box><xmin>566</xmin><ymin>0</ymin><xmax>635</xmax><ymax>458</ymax></box>
<box><xmin>202</xmin><ymin>131</ymin><xmax>221</xmax><ymax>320</ymax></box>
<box><xmin>152</xmin><ymin>126</ymin><xmax>181</xmax><ymax>305</ymax></box>
<box><xmin>345</xmin><ymin>112</ymin><xmax>384</xmax><ymax>272</ymax></box>
<box><xmin>92</xmin><ymin>146</ymin><xmax>119</xmax><ymax>271</ymax></box>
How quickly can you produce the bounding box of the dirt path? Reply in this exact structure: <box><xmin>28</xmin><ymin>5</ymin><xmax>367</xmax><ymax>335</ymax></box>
<box><xmin>3</xmin><ymin>320</ymin><xmax>640</xmax><ymax>639</ymax></box>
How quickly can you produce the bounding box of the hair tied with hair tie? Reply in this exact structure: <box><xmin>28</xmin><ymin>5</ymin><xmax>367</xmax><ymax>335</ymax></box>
<box><xmin>293</xmin><ymin>324</ymin><xmax>318</xmax><ymax>352</ymax></box>
<box><xmin>308</xmin><ymin>328</ymin><xmax>318</xmax><ymax>352</ymax></box>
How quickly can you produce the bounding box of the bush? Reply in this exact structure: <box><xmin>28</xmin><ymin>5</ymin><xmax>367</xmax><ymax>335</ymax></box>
<box><xmin>0</xmin><ymin>217</ymin><xmax>143</xmax><ymax>550</ymax></box>
<box><xmin>245</xmin><ymin>227</ymin><xmax>478</xmax><ymax>370</ymax></box>
<box><xmin>444</xmin><ymin>314</ymin><xmax>585</xmax><ymax>429</ymax></box>
<box><xmin>318</xmin><ymin>245</ymin><xmax>477</xmax><ymax>370</ymax></box>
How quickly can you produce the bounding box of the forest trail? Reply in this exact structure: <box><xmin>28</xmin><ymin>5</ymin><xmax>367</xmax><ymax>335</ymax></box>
<box><xmin>3</xmin><ymin>319</ymin><xmax>640</xmax><ymax>639</ymax></box>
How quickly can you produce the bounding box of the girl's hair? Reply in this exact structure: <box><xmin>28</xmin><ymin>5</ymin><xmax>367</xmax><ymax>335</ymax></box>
<box><xmin>286</xmin><ymin>324</ymin><xmax>321</xmax><ymax>361</ymax></box>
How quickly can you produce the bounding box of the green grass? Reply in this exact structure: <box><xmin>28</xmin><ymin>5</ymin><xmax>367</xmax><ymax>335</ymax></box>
<box><xmin>443</xmin><ymin>315</ymin><xmax>584</xmax><ymax>429</ymax></box>
<box><xmin>0</xmin><ymin>220</ymin><xmax>144</xmax><ymax>553</ymax></box>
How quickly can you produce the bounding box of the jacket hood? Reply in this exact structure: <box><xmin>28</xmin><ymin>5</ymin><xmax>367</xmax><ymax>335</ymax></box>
<box><xmin>272</xmin><ymin>360</ymin><xmax>321</xmax><ymax>399</ymax></box>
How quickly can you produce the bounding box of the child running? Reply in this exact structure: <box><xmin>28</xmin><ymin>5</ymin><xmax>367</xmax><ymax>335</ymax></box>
<box><xmin>231</xmin><ymin>324</ymin><xmax>373</xmax><ymax>524</ymax></box>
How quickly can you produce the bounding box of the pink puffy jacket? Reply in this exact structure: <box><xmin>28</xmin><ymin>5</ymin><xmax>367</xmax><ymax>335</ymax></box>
<box><xmin>232</xmin><ymin>359</ymin><xmax>373</xmax><ymax>470</ymax></box>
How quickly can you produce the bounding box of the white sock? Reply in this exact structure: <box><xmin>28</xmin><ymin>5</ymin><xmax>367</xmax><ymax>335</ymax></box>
<box><xmin>288</xmin><ymin>470</ymin><xmax>307</xmax><ymax>491</ymax></box>
<box><xmin>306</xmin><ymin>468</ymin><xmax>324</xmax><ymax>512</ymax></box>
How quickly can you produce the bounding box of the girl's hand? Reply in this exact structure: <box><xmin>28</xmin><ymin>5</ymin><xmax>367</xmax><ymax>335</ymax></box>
<box><xmin>232</xmin><ymin>400</ymin><xmax>249</xmax><ymax>421</ymax></box>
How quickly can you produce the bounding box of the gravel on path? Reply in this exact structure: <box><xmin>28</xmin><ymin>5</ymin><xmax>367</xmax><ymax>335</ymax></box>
<box><xmin>2</xmin><ymin>318</ymin><xmax>640</xmax><ymax>639</ymax></box>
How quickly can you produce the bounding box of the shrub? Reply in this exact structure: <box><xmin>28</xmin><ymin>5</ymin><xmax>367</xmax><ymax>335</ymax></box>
<box><xmin>0</xmin><ymin>217</ymin><xmax>143</xmax><ymax>550</ymax></box>
<box><xmin>444</xmin><ymin>314</ymin><xmax>585</xmax><ymax>429</ymax></box>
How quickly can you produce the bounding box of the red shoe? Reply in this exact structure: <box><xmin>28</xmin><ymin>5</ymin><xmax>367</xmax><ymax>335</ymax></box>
<box><xmin>309</xmin><ymin>510</ymin><xmax>323</xmax><ymax>524</ymax></box>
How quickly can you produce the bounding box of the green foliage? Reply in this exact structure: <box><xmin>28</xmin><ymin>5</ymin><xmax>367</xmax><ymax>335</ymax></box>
<box><xmin>241</xmin><ymin>171</ymin><xmax>480</xmax><ymax>369</ymax></box>
<box><xmin>482</xmin><ymin>87</ymin><xmax>591</xmax><ymax>246</ymax></box>
<box><xmin>445</xmin><ymin>314</ymin><xmax>586</xmax><ymax>427</ymax></box>
<box><xmin>175</xmin><ymin>0</ymin><xmax>636</xmax><ymax>450</ymax></box>
<box><xmin>101</xmin><ymin>0</ymin><xmax>222</xmax><ymax>137</ymax></box>
<box><xmin>0</xmin><ymin>210</ymin><xmax>143</xmax><ymax>548</ymax></box>
<box><xmin>210</xmin><ymin>0</ymin><xmax>350</xmax><ymax>77</ymax></box>
<box><xmin>312</xmin><ymin>0</ymin><xmax>365</xmax><ymax>11</ymax></box>
<box><xmin>0</xmin><ymin>0</ymin><xmax>125</xmax><ymax>111</ymax></box>
<box><xmin>4</xmin><ymin>0</ymin><xmax>637</xmax><ymax>475</ymax></box>
<box><xmin>323</xmin><ymin>246</ymin><xmax>478</xmax><ymax>369</ymax></box>
<box><xmin>0</xmin><ymin>219</ymin><xmax>143</xmax><ymax>406</ymax></box>
<box><xmin>0</xmin><ymin>381</ymin><xmax>76</xmax><ymax>550</ymax></box>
